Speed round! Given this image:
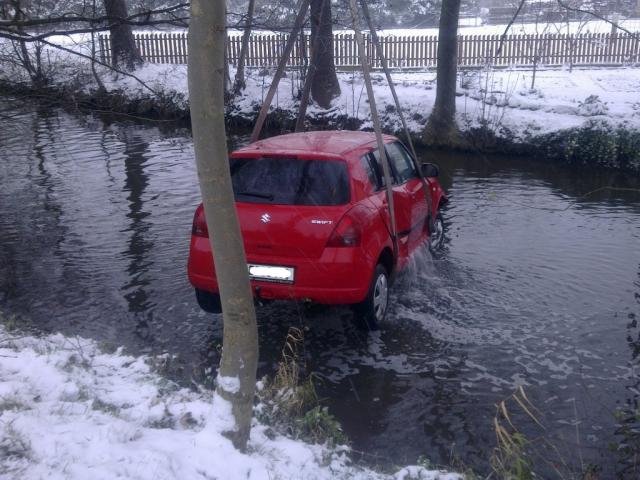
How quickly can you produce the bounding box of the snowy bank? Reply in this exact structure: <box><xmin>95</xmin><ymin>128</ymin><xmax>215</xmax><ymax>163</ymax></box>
<box><xmin>2</xmin><ymin>33</ymin><xmax>640</xmax><ymax>170</ymax></box>
<box><xmin>0</xmin><ymin>325</ymin><xmax>459</xmax><ymax>480</ymax></box>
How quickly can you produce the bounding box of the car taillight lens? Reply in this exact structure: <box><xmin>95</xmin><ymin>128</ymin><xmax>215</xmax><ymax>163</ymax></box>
<box><xmin>327</xmin><ymin>214</ymin><xmax>361</xmax><ymax>247</ymax></box>
<box><xmin>192</xmin><ymin>204</ymin><xmax>209</xmax><ymax>237</ymax></box>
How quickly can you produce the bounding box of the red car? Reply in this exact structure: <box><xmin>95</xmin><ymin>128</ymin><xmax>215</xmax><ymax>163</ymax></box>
<box><xmin>188</xmin><ymin>131</ymin><xmax>447</xmax><ymax>328</ymax></box>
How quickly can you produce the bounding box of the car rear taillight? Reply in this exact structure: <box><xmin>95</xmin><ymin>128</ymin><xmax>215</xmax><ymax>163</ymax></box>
<box><xmin>192</xmin><ymin>204</ymin><xmax>209</xmax><ymax>237</ymax></box>
<box><xmin>327</xmin><ymin>214</ymin><xmax>361</xmax><ymax>247</ymax></box>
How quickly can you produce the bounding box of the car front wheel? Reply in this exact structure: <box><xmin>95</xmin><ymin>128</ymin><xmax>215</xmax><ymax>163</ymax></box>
<box><xmin>353</xmin><ymin>264</ymin><xmax>389</xmax><ymax>331</ymax></box>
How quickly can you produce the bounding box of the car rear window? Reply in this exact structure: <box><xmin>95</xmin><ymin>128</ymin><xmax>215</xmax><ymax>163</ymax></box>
<box><xmin>230</xmin><ymin>157</ymin><xmax>350</xmax><ymax>206</ymax></box>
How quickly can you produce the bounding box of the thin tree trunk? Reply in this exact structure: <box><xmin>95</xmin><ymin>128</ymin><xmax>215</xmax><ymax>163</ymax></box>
<box><xmin>91</xmin><ymin>0</ymin><xmax>106</xmax><ymax>91</ymax></box>
<box><xmin>423</xmin><ymin>0</ymin><xmax>461</xmax><ymax>146</ymax></box>
<box><xmin>310</xmin><ymin>0</ymin><xmax>340</xmax><ymax>108</ymax></box>
<box><xmin>294</xmin><ymin>66</ymin><xmax>314</xmax><ymax>132</ymax></box>
<box><xmin>224</xmin><ymin>7</ymin><xmax>232</xmax><ymax>97</ymax></box>
<box><xmin>10</xmin><ymin>0</ymin><xmax>41</xmax><ymax>85</ymax></box>
<box><xmin>188</xmin><ymin>0</ymin><xmax>258</xmax><ymax>451</ymax></box>
<box><xmin>531</xmin><ymin>59</ymin><xmax>538</xmax><ymax>91</ymax></box>
<box><xmin>233</xmin><ymin>0</ymin><xmax>256</xmax><ymax>95</ymax></box>
<box><xmin>295</xmin><ymin>0</ymin><xmax>328</xmax><ymax>131</ymax></box>
<box><xmin>104</xmin><ymin>0</ymin><xmax>142</xmax><ymax>70</ymax></box>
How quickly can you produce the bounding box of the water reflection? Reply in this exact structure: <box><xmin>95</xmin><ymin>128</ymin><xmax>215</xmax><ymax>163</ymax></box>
<box><xmin>32</xmin><ymin>105</ymin><xmax>67</xmax><ymax>270</ymax></box>
<box><xmin>430</xmin><ymin>150</ymin><xmax>640</xmax><ymax>212</ymax></box>
<box><xmin>121</xmin><ymin>135</ymin><xmax>152</xmax><ymax>301</ymax></box>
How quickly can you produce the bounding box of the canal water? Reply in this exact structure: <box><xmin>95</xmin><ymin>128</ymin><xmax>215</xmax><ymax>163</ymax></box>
<box><xmin>1</xmin><ymin>97</ymin><xmax>639</xmax><ymax>476</ymax></box>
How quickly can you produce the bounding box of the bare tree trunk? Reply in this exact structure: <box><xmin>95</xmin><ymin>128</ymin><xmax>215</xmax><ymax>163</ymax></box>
<box><xmin>295</xmin><ymin>0</ymin><xmax>329</xmax><ymax>131</ymax></box>
<box><xmin>310</xmin><ymin>0</ymin><xmax>340</xmax><ymax>108</ymax></box>
<box><xmin>423</xmin><ymin>0</ymin><xmax>461</xmax><ymax>147</ymax></box>
<box><xmin>9</xmin><ymin>0</ymin><xmax>42</xmax><ymax>86</ymax></box>
<box><xmin>188</xmin><ymin>0</ymin><xmax>258</xmax><ymax>451</ymax></box>
<box><xmin>104</xmin><ymin>0</ymin><xmax>142</xmax><ymax>70</ymax></box>
<box><xmin>233</xmin><ymin>0</ymin><xmax>256</xmax><ymax>95</ymax></box>
<box><xmin>224</xmin><ymin>31</ymin><xmax>232</xmax><ymax>97</ymax></box>
<box><xmin>91</xmin><ymin>0</ymin><xmax>106</xmax><ymax>91</ymax></box>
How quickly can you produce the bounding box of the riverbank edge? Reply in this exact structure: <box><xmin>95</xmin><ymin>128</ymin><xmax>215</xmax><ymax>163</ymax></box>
<box><xmin>3</xmin><ymin>80</ymin><xmax>639</xmax><ymax>173</ymax></box>
<box><xmin>0</xmin><ymin>316</ymin><xmax>461</xmax><ymax>480</ymax></box>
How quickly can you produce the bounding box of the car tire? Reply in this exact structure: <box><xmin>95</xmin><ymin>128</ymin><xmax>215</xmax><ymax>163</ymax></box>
<box><xmin>428</xmin><ymin>213</ymin><xmax>445</xmax><ymax>253</ymax></box>
<box><xmin>195</xmin><ymin>289</ymin><xmax>222</xmax><ymax>314</ymax></box>
<box><xmin>353</xmin><ymin>264</ymin><xmax>389</xmax><ymax>331</ymax></box>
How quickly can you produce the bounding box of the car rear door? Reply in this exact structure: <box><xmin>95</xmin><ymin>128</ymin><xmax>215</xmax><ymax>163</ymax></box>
<box><xmin>384</xmin><ymin>142</ymin><xmax>429</xmax><ymax>250</ymax></box>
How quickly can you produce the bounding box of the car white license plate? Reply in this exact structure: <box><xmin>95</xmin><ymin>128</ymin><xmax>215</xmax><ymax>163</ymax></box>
<box><xmin>248</xmin><ymin>264</ymin><xmax>295</xmax><ymax>283</ymax></box>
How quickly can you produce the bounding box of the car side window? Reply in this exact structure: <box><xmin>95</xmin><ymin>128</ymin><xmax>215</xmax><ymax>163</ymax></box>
<box><xmin>370</xmin><ymin>149</ymin><xmax>391</xmax><ymax>187</ymax></box>
<box><xmin>386</xmin><ymin>142</ymin><xmax>418</xmax><ymax>184</ymax></box>
<box><xmin>360</xmin><ymin>154</ymin><xmax>381</xmax><ymax>190</ymax></box>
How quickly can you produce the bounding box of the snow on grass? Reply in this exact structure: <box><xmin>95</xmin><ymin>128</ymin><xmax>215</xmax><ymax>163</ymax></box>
<box><xmin>0</xmin><ymin>326</ymin><xmax>459</xmax><ymax>480</ymax></box>
<box><xmin>2</xmin><ymin>29</ymin><xmax>639</xmax><ymax>141</ymax></box>
<box><xmin>99</xmin><ymin>61</ymin><xmax>640</xmax><ymax>139</ymax></box>
<box><xmin>377</xmin><ymin>17</ymin><xmax>640</xmax><ymax>36</ymax></box>
<box><xmin>227</xmin><ymin>65</ymin><xmax>640</xmax><ymax>139</ymax></box>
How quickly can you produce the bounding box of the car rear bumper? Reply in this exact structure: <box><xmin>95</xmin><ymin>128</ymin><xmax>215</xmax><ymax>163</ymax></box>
<box><xmin>187</xmin><ymin>236</ymin><xmax>374</xmax><ymax>305</ymax></box>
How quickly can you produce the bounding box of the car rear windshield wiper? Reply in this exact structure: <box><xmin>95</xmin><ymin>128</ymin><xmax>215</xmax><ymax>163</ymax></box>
<box><xmin>235</xmin><ymin>191</ymin><xmax>274</xmax><ymax>200</ymax></box>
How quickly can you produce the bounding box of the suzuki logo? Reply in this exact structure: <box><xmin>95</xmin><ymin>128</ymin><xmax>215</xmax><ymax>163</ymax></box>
<box><xmin>261</xmin><ymin>213</ymin><xmax>271</xmax><ymax>224</ymax></box>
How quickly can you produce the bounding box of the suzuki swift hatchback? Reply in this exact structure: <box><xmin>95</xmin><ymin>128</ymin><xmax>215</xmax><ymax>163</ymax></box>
<box><xmin>188</xmin><ymin>131</ymin><xmax>447</xmax><ymax>328</ymax></box>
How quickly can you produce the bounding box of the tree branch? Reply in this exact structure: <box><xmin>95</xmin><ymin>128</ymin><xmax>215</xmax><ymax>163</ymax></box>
<box><xmin>495</xmin><ymin>0</ymin><xmax>526</xmax><ymax>58</ymax></box>
<box><xmin>0</xmin><ymin>3</ymin><xmax>189</xmax><ymax>29</ymax></box>
<box><xmin>556</xmin><ymin>0</ymin><xmax>640</xmax><ymax>40</ymax></box>
<box><xmin>0</xmin><ymin>20</ymin><xmax>188</xmax><ymax>43</ymax></box>
<box><xmin>35</xmin><ymin>37</ymin><xmax>160</xmax><ymax>96</ymax></box>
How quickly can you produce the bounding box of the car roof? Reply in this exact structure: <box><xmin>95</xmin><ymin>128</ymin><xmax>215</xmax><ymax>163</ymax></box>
<box><xmin>233</xmin><ymin>131</ymin><xmax>398</xmax><ymax>159</ymax></box>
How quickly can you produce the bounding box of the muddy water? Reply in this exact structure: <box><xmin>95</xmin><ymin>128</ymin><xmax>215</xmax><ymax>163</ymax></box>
<box><xmin>1</xmin><ymin>98</ymin><xmax>639</xmax><ymax>476</ymax></box>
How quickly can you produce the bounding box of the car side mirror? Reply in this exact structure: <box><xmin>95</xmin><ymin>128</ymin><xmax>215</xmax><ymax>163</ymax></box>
<box><xmin>421</xmin><ymin>163</ymin><xmax>439</xmax><ymax>178</ymax></box>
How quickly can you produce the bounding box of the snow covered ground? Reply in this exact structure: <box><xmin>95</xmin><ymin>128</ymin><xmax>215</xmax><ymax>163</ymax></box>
<box><xmin>1</xmin><ymin>23</ymin><xmax>639</xmax><ymax>142</ymax></box>
<box><xmin>92</xmin><ymin>60</ymin><xmax>640</xmax><ymax>141</ymax></box>
<box><xmin>376</xmin><ymin>17</ymin><xmax>640</xmax><ymax>36</ymax></box>
<box><xmin>0</xmin><ymin>325</ymin><xmax>459</xmax><ymax>480</ymax></box>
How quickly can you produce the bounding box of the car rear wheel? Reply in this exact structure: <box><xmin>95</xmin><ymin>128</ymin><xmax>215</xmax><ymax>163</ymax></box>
<box><xmin>428</xmin><ymin>213</ymin><xmax>445</xmax><ymax>253</ymax></box>
<box><xmin>195</xmin><ymin>289</ymin><xmax>222</xmax><ymax>314</ymax></box>
<box><xmin>353</xmin><ymin>264</ymin><xmax>389</xmax><ymax>331</ymax></box>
